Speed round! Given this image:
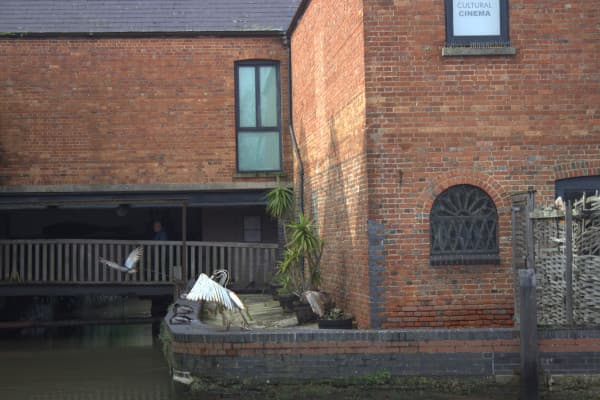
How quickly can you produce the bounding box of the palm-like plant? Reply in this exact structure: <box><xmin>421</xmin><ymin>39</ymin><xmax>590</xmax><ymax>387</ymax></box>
<box><xmin>266</xmin><ymin>183</ymin><xmax>324</xmax><ymax>295</ymax></box>
<box><xmin>266</xmin><ymin>182</ymin><xmax>294</xmax><ymax>245</ymax></box>
<box><xmin>265</xmin><ymin>184</ymin><xmax>294</xmax><ymax>220</ymax></box>
<box><xmin>287</xmin><ymin>214</ymin><xmax>323</xmax><ymax>290</ymax></box>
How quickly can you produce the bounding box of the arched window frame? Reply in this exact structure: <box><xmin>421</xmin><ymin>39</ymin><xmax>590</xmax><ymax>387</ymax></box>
<box><xmin>430</xmin><ymin>184</ymin><xmax>500</xmax><ymax>266</ymax></box>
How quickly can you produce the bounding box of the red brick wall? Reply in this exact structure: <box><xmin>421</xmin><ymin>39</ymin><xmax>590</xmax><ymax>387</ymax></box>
<box><xmin>290</xmin><ymin>0</ymin><xmax>370</xmax><ymax>326</ymax></box>
<box><xmin>363</xmin><ymin>1</ymin><xmax>600</xmax><ymax>327</ymax></box>
<box><xmin>292</xmin><ymin>0</ymin><xmax>600</xmax><ymax>328</ymax></box>
<box><xmin>0</xmin><ymin>36</ymin><xmax>291</xmax><ymax>186</ymax></box>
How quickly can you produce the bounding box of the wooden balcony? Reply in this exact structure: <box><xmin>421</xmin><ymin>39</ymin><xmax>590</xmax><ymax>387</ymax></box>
<box><xmin>0</xmin><ymin>239</ymin><xmax>278</xmax><ymax>297</ymax></box>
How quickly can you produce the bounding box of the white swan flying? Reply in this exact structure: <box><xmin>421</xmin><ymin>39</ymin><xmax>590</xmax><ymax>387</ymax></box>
<box><xmin>98</xmin><ymin>247</ymin><xmax>142</xmax><ymax>274</ymax></box>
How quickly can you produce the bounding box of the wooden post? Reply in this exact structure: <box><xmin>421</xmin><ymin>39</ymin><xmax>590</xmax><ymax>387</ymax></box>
<box><xmin>565</xmin><ymin>200</ymin><xmax>573</xmax><ymax>325</ymax></box>
<box><xmin>520</xmin><ymin>268</ymin><xmax>539</xmax><ymax>400</ymax></box>
<box><xmin>179</xmin><ymin>200</ymin><xmax>189</xmax><ymax>297</ymax></box>
<box><xmin>526</xmin><ymin>189</ymin><xmax>536</xmax><ymax>271</ymax></box>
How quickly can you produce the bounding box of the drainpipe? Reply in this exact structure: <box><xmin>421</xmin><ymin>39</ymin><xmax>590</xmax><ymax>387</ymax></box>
<box><xmin>284</xmin><ymin>34</ymin><xmax>304</xmax><ymax>214</ymax></box>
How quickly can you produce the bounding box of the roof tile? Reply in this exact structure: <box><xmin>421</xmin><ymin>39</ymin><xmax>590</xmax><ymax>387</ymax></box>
<box><xmin>0</xmin><ymin>0</ymin><xmax>301</xmax><ymax>34</ymax></box>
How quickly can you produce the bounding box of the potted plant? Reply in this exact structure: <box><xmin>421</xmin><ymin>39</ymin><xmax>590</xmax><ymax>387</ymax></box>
<box><xmin>266</xmin><ymin>183</ymin><xmax>324</xmax><ymax>323</ymax></box>
<box><xmin>274</xmin><ymin>272</ymin><xmax>298</xmax><ymax>313</ymax></box>
<box><xmin>317</xmin><ymin>307</ymin><xmax>354</xmax><ymax>329</ymax></box>
<box><xmin>277</xmin><ymin>216</ymin><xmax>323</xmax><ymax>322</ymax></box>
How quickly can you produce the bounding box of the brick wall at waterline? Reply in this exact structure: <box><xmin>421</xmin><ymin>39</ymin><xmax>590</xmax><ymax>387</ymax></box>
<box><xmin>169</xmin><ymin>325</ymin><xmax>600</xmax><ymax>380</ymax></box>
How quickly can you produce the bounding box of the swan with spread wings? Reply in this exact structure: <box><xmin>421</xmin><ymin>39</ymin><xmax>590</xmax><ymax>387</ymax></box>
<box><xmin>186</xmin><ymin>270</ymin><xmax>251</xmax><ymax>330</ymax></box>
<box><xmin>98</xmin><ymin>247</ymin><xmax>142</xmax><ymax>274</ymax></box>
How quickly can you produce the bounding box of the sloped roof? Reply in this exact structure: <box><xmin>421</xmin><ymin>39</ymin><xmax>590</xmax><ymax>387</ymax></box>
<box><xmin>1</xmin><ymin>0</ymin><xmax>301</xmax><ymax>34</ymax></box>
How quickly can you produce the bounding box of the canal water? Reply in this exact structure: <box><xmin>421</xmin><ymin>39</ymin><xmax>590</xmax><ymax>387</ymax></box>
<box><xmin>0</xmin><ymin>297</ymin><xmax>551</xmax><ymax>400</ymax></box>
<box><xmin>0</xmin><ymin>323</ymin><xmax>516</xmax><ymax>400</ymax></box>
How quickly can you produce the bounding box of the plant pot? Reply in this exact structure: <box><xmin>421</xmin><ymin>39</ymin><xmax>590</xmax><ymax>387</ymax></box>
<box><xmin>317</xmin><ymin>317</ymin><xmax>353</xmax><ymax>329</ymax></box>
<box><xmin>269</xmin><ymin>283</ymin><xmax>283</xmax><ymax>299</ymax></box>
<box><xmin>278</xmin><ymin>293</ymin><xmax>298</xmax><ymax>313</ymax></box>
<box><xmin>294</xmin><ymin>302</ymin><xmax>317</xmax><ymax>324</ymax></box>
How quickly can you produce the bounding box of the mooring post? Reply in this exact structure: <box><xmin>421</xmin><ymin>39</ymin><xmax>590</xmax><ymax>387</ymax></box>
<box><xmin>519</xmin><ymin>268</ymin><xmax>539</xmax><ymax>400</ymax></box>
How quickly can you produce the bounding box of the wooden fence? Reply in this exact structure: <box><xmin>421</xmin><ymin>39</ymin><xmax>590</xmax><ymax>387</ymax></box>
<box><xmin>0</xmin><ymin>239</ymin><xmax>278</xmax><ymax>289</ymax></box>
<box><xmin>530</xmin><ymin>194</ymin><xmax>600</xmax><ymax>325</ymax></box>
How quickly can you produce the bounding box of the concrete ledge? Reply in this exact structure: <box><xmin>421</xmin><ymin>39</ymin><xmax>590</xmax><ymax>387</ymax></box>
<box><xmin>442</xmin><ymin>47</ymin><xmax>517</xmax><ymax>56</ymax></box>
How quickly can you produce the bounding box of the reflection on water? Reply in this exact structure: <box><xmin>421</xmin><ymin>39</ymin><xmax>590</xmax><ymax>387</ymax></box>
<box><xmin>0</xmin><ymin>324</ymin><xmax>176</xmax><ymax>400</ymax></box>
<box><xmin>0</xmin><ymin>298</ymin><xmax>528</xmax><ymax>400</ymax></box>
<box><xmin>0</xmin><ymin>296</ymin><xmax>180</xmax><ymax>400</ymax></box>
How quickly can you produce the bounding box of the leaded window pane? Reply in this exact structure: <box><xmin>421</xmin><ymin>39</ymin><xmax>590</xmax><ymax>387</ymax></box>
<box><xmin>430</xmin><ymin>184</ymin><xmax>499</xmax><ymax>265</ymax></box>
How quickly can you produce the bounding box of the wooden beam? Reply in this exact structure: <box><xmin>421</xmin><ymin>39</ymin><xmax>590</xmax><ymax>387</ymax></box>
<box><xmin>0</xmin><ymin>316</ymin><xmax>163</xmax><ymax>330</ymax></box>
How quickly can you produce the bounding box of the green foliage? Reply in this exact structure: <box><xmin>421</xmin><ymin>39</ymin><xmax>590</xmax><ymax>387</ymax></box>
<box><xmin>286</xmin><ymin>213</ymin><xmax>323</xmax><ymax>290</ymax></box>
<box><xmin>276</xmin><ymin>247</ymin><xmax>303</xmax><ymax>293</ymax></box>
<box><xmin>265</xmin><ymin>183</ymin><xmax>294</xmax><ymax>221</ymax></box>
<box><xmin>323</xmin><ymin>307</ymin><xmax>347</xmax><ymax>320</ymax></box>
<box><xmin>266</xmin><ymin>183</ymin><xmax>324</xmax><ymax>295</ymax></box>
<box><xmin>362</xmin><ymin>369</ymin><xmax>392</xmax><ymax>386</ymax></box>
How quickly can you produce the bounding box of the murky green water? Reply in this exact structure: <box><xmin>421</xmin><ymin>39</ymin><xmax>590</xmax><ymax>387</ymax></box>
<box><xmin>0</xmin><ymin>324</ymin><xmax>176</xmax><ymax>400</ymax></box>
<box><xmin>0</xmin><ymin>322</ymin><xmax>516</xmax><ymax>400</ymax></box>
<box><xmin>0</xmin><ymin>298</ymin><xmax>582</xmax><ymax>400</ymax></box>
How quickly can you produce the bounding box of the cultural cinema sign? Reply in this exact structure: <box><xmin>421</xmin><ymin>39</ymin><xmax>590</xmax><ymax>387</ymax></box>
<box><xmin>445</xmin><ymin>0</ymin><xmax>509</xmax><ymax>46</ymax></box>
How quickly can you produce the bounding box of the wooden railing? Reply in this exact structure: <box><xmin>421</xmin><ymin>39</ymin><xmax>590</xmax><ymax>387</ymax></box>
<box><xmin>0</xmin><ymin>240</ymin><xmax>279</xmax><ymax>288</ymax></box>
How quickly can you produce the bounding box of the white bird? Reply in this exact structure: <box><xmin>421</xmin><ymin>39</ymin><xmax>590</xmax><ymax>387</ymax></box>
<box><xmin>211</xmin><ymin>269</ymin><xmax>230</xmax><ymax>287</ymax></box>
<box><xmin>186</xmin><ymin>271</ymin><xmax>251</xmax><ymax>330</ymax></box>
<box><xmin>301</xmin><ymin>290</ymin><xmax>334</xmax><ymax>318</ymax></box>
<box><xmin>555</xmin><ymin>196</ymin><xmax>565</xmax><ymax>211</ymax></box>
<box><xmin>98</xmin><ymin>247</ymin><xmax>142</xmax><ymax>274</ymax></box>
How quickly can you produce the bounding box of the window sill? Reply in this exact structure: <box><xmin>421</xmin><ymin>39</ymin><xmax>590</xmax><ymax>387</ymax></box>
<box><xmin>430</xmin><ymin>254</ymin><xmax>500</xmax><ymax>266</ymax></box>
<box><xmin>442</xmin><ymin>47</ymin><xmax>516</xmax><ymax>57</ymax></box>
<box><xmin>233</xmin><ymin>171</ymin><xmax>287</xmax><ymax>179</ymax></box>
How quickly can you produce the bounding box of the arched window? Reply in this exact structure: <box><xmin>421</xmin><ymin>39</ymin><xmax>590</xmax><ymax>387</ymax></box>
<box><xmin>430</xmin><ymin>184</ymin><xmax>499</xmax><ymax>265</ymax></box>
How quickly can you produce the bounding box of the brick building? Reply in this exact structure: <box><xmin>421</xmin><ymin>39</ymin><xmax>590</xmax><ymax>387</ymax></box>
<box><xmin>0</xmin><ymin>1</ymin><xmax>298</xmax><ymax>247</ymax></box>
<box><xmin>288</xmin><ymin>0</ymin><xmax>600</xmax><ymax>328</ymax></box>
<box><xmin>1</xmin><ymin>1</ymin><xmax>599</xmax><ymax>328</ymax></box>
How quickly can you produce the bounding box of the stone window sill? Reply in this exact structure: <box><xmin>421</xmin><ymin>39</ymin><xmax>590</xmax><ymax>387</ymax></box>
<box><xmin>233</xmin><ymin>171</ymin><xmax>287</xmax><ymax>179</ymax></box>
<box><xmin>442</xmin><ymin>47</ymin><xmax>517</xmax><ymax>57</ymax></box>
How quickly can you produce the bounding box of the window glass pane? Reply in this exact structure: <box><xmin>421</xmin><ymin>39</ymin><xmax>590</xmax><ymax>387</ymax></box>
<box><xmin>259</xmin><ymin>66</ymin><xmax>278</xmax><ymax>127</ymax></box>
<box><xmin>244</xmin><ymin>216</ymin><xmax>262</xmax><ymax>242</ymax></box>
<box><xmin>238</xmin><ymin>66</ymin><xmax>256</xmax><ymax>128</ymax></box>
<box><xmin>238</xmin><ymin>131</ymin><xmax>280</xmax><ymax>171</ymax></box>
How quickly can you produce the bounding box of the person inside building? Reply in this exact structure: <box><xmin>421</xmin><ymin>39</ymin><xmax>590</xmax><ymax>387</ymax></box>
<box><xmin>152</xmin><ymin>220</ymin><xmax>168</xmax><ymax>240</ymax></box>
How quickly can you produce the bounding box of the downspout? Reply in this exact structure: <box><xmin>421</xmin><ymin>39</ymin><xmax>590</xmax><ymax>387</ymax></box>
<box><xmin>284</xmin><ymin>34</ymin><xmax>304</xmax><ymax>214</ymax></box>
